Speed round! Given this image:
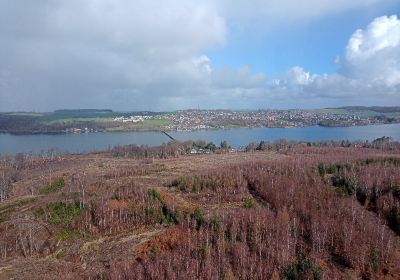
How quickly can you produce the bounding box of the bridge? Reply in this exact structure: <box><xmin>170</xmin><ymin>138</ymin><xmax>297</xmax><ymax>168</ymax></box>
<box><xmin>161</xmin><ymin>131</ymin><xmax>175</xmax><ymax>141</ymax></box>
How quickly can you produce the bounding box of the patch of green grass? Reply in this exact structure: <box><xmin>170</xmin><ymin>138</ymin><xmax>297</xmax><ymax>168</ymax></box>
<box><xmin>40</xmin><ymin>177</ymin><xmax>65</xmax><ymax>194</ymax></box>
<box><xmin>37</xmin><ymin>201</ymin><xmax>82</xmax><ymax>225</ymax></box>
<box><xmin>54</xmin><ymin>228</ymin><xmax>80</xmax><ymax>240</ymax></box>
<box><xmin>142</xmin><ymin>119</ymin><xmax>173</xmax><ymax>126</ymax></box>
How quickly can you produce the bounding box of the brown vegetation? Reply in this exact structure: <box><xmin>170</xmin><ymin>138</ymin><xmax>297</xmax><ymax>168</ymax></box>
<box><xmin>0</xmin><ymin>141</ymin><xmax>400</xmax><ymax>279</ymax></box>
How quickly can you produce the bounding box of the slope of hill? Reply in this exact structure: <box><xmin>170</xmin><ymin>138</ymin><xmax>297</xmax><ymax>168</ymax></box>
<box><xmin>0</xmin><ymin>143</ymin><xmax>400</xmax><ymax>279</ymax></box>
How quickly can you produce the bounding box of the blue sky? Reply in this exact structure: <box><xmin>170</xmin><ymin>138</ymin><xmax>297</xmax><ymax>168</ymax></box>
<box><xmin>0</xmin><ymin>0</ymin><xmax>400</xmax><ymax>111</ymax></box>
<box><xmin>208</xmin><ymin>2</ymin><xmax>400</xmax><ymax>75</ymax></box>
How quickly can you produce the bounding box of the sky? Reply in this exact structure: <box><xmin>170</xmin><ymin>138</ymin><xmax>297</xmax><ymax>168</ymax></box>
<box><xmin>0</xmin><ymin>0</ymin><xmax>399</xmax><ymax>111</ymax></box>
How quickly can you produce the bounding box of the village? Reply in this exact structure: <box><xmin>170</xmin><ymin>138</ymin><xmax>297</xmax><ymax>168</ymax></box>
<box><xmin>110</xmin><ymin>109</ymin><xmax>393</xmax><ymax>131</ymax></box>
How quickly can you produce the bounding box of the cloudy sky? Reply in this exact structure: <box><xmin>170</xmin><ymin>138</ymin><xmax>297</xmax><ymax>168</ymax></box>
<box><xmin>0</xmin><ymin>0</ymin><xmax>399</xmax><ymax>111</ymax></box>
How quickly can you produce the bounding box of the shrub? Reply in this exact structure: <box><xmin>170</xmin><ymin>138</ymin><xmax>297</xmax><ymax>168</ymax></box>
<box><xmin>356</xmin><ymin>187</ymin><xmax>367</xmax><ymax>205</ymax></box>
<box><xmin>167</xmin><ymin>177</ymin><xmax>186</xmax><ymax>191</ymax></box>
<box><xmin>148</xmin><ymin>188</ymin><xmax>164</xmax><ymax>204</ymax></box>
<box><xmin>210</xmin><ymin>218</ymin><xmax>221</xmax><ymax>232</ymax></box>
<box><xmin>150</xmin><ymin>244</ymin><xmax>158</xmax><ymax>259</ymax></box>
<box><xmin>192</xmin><ymin>208</ymin><xmax>203</xmax><ymax>229</ymax></box>
<box><xmin>160</xmin><ymin>205</ymin><xmax>180</xmax><ymax>225</ymax></box>
<box><xmin>369</xmin><ymin>247</ymin><xmax>380</xmax><ymax>272</ymax></box>
<box><xmin>317</xmin><ymin>162</ymin><xmax>325</xmax><ymax>177</ymax></box>
<box><xmin>38</xmin><ymin>201</ymin><xmax>82</xmax><ymax>225</ymax></box>
<box><xmin>326</xmin><ymin>164</ymin><xmax>337</xmax><ymax>174</ymax></box>
<box><xmin>199</xmin><ymin>242</ymin><xmax>207</xmax><ymax>258</ymax></box>
<box><xmin>281</xmin><ymin>256</ymin><xmax>322</xmax><ymax>280</ymax></box>
<box><xmin>54</xmin><ymin>228</ymin><xmax>80</xmax><ymax>240</ymax></box>
<box><xmin>243</xmin><ymin>199</ymin><xmax>255</xmax><ymax>208</ymax></box>
<box><xmin>40</xmin><ymin>177</ymin><xmax>65</xmax><ymax>194</ymax></box>
<box><xmin>281</xmin><ymin>263</ymin><xmax>299</xmax><ymax>280</ymax></box>
<box><xmin>331</xmin><ymin>175</ymin><xmax>357</xmax><ymax>196</ymax></box>
<box><xmin>148</xmin><ymin>188</ymin><xmax>182</xmax><ymax>225</ymax></box>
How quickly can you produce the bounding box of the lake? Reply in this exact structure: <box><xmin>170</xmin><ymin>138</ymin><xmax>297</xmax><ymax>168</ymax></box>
<box><xmin>1</xmin><ymin>124</ymin><xmax>400</xmax><ymax>155</ymax></box>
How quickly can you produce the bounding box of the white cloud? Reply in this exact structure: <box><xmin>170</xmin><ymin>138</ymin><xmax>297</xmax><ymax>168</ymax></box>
<box><xmin>0</xmin><ymin>0</ymin><xmax>226</xmax><ymax>110</ymax></box>
<box><xmin>264</xmin><ymin>15</ymin><xmax>400</xmax><ymax>107</ymax></box>
<box><xmin>346</xmin><ymin>15</ymin><xmax>400</xmax><ymax>59</ymax></box>
<box><xmin>163</xmin><ymin>13</ymin><xmax>400</xmax><ymax>109</ymax></box>
<box><xmin>342</xmin><ymin>15</ymin><xmax>400</xmax><ymax>86</ymax></box>
<box><xmin>0</xmin><ymin>1</ymin><xmax>399</xmax><ymax>111</ymax></box>
<box><xmin>283</xmin><ymin>66</ymin><xmax>315</xmax><ymax>86</ymax></box>
<box><xmin>212</xmin><ymin>66</ymin><xmax>266</xmax><ymax>89</ymax></box>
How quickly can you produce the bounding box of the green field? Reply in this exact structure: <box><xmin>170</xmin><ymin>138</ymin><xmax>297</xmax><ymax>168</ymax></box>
<box><xmin>142</xmin><ymin>119</ymin><xmax>173</xmax><ymax>126</ymax></box>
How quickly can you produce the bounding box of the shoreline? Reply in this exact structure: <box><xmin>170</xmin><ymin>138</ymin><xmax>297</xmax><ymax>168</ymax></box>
<box><xmin>1</xmin><ymin>121</ymin><xmax>398</xmax><ymax>136</ymax></box>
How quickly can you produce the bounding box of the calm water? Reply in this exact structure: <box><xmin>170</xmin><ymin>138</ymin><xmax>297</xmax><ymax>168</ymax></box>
<box><xmin>1</xmin><ymin>124</ymin><xmax>400</xmax><ymax>155</ymax></box>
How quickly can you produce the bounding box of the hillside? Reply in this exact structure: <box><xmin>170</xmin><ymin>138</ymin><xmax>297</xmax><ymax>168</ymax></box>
<box><xmin>336</xmin><ymin>106</ymin><xmax>400</xmax><ymax>113</ymax></box>
<box><xmin>1</xmin><ymin>107</ymin><xmax>400</xmax><ymax>134</ymax></box>
<box><xmin>0</xmin><ymin>143</ymin><xmax>400</xmax><ymax>279</ymax></box>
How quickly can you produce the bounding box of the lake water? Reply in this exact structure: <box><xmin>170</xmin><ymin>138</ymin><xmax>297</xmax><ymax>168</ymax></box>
<box><xmin>1</xmin><ymin>124</ymin><xmax>400</xmax><ymax>155</ymax></box>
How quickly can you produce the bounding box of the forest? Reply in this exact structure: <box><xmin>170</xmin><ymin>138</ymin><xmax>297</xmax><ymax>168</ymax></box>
<box><xmin>0</xmin><ymin>139</ymin><xmax>399</xmax><ymax>279</ymax></box>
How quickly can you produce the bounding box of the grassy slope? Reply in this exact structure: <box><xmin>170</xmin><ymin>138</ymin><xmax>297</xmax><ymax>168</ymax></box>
<box><xmin>0</xmin><ymin>111</ymin><xmax>172</xmax><ymax>132</ymax></box>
